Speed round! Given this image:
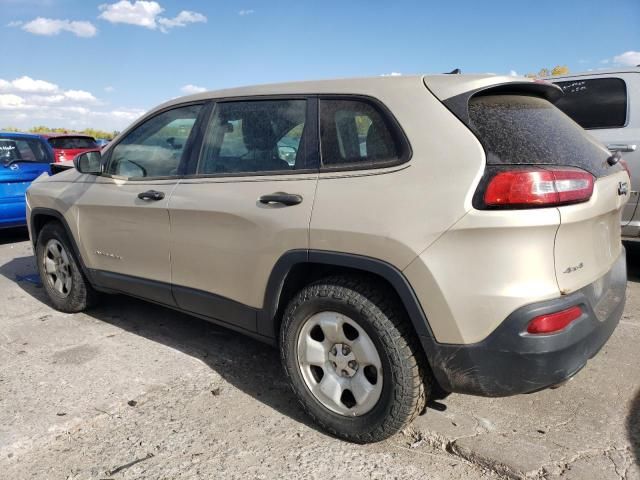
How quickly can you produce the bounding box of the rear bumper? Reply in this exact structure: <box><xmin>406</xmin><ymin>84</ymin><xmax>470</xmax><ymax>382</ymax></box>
<box><xmin>427</xmin><ymin>249</ymin><xmax>626</xmax><ymax>397</ymax></box>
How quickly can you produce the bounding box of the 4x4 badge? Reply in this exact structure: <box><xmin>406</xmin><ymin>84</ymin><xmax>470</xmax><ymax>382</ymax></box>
<box><xmin>618</xmin><ymin>181</ymin><xmax>629</xmax><ymax>196</ymax></box>
<box><xmin>563</xmin><ymin>262</ymin><xmax>584</xmax><ymax>274</ymax></box>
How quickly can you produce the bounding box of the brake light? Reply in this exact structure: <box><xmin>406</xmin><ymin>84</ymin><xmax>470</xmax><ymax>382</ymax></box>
<box><xmin>526</xmin><ymin>306</ymin><xmax>583</xmax><ymax>334</ymax></box>
<box><xmin>483</xmin><ymin>167</ymin><xmax>594</xmax><ymax>208</ymax></box>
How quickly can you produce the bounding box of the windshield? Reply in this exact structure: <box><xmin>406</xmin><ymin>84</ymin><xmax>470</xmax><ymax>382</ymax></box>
<box><xmin>0</xmin><ymin>137</ymin><xmax>49</xmax><ymax>164</ymax></box>
<box><xmin>48</xmin><ymin>136</ymin><xmax>97</xmax><ymax>149</ymax></box>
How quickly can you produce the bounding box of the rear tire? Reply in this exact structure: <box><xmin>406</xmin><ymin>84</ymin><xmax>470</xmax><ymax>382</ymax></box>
<box><xmin>280</xmin><ymin>275</ymin><xmax>430</xmax><ymax>443</ymax></box>
<box><xmin>36</xmin><ymin>222</ymin><xmax>98</xmax><ymax>313</ymax></box>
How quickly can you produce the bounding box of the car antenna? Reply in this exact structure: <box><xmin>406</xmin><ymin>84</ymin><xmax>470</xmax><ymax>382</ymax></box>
<box><xmin>445</xmin><ymin>68</ymin><xmax>461</xmax><ymax>74</ymax></box>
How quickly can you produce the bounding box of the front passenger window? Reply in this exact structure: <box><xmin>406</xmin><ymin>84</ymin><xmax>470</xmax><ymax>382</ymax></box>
<box><xmin>108</xmin><ymin>104</ymin><xmax>202</xmax><ymax>178</ymax></box>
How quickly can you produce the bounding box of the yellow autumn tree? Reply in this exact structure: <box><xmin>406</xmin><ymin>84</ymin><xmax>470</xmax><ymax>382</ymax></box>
<box><xmin>524</xmin><ymin>66</ymin><xmax>570</xmax><ymax>79</ymax></box>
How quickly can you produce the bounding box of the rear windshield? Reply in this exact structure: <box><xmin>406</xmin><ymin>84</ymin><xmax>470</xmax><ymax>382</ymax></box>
<box><xmin>48</xmin><ymin>136</ymin><xmax>97</xmax><ymax>149</ymax></box>
<box><xmin>0</xmin><ymin>137</ymin><xmax>49</xmax><ymax>163</ymax></box>
<box><xmin>468</xmin><ymin>94</ymin><xmax>613</xmax><ymax>177</ymax></box>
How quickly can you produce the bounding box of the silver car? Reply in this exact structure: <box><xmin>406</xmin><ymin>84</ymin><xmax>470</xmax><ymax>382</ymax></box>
<box><xmin>547</xmin><ymin>67</ymin><xmax>640</xmax><ymax>238</ymax></box>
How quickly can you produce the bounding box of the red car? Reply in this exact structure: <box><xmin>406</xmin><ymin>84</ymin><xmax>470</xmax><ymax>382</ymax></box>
<box><xmin>40</xmin><ymin>133</ymin><xmax>99</xmax><ymax>163</ymax></box>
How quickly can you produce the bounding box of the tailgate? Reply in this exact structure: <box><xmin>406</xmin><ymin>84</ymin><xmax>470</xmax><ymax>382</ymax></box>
<box><xmin>555</xmin><ymin>170</ymin><xmax>629</xmax><ymax>293</ymax></box>
<box><xmin>431</xmin><ymin>77</ymin><xmax>630</xmax><ymax>295</ymax></box>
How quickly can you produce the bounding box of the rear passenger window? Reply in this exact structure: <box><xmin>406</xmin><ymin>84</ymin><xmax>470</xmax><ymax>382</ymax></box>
<box><xmin>107</xmin><ymin>104</ymin><xmax>201</xmax><ymax>178</ymax></box>
<box><xmin>199</xmin><ymin>100</ymin><xmax>308</xmax><ymax>175</ymax></box>
<box><xmin>320</xmin><ymin>99</ymin><xmax>402</xmax><ymax>167</ymax></box>
<box><xmin>553</xmin><ymin>78</ymin><xmax>627</xmax><ymax>129</ymax></box>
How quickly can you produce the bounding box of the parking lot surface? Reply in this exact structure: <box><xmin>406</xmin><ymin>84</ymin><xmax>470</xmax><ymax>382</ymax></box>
<box><xmin>0</xmin><ymin>229</ymin><xmax>638</xmax><ymax>479</ymax></box>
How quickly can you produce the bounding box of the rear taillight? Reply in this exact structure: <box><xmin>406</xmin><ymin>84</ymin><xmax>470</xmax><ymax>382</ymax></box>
<box><xmin>482</xmin><ymin>167</ymin><xmax>594</xmax><ymax>208</ymax></box>
<box><xmin>526</xmin><ymin>306</ymin><xmax>583</xmax><ymax>334</ymax></box>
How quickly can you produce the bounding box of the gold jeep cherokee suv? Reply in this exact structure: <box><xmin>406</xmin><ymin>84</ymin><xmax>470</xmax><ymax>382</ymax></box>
<box><xmin>26</xmin><ymin>75</ymin><xmax>628</xmax><ymax>442</ymax></box>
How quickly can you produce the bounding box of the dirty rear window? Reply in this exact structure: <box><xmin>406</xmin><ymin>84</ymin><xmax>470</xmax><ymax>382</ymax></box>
<box><xmin>468</xmin><ymin>94</ymin><xmax>613</xmax><ymax>177</ymax></box>
<box><xmin>48</xmin><ymin>136</ymin><xmax>97</xmax><ymax>149</ymax></box>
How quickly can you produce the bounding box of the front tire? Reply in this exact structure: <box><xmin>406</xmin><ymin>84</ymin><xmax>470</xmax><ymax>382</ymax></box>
<box><xmin>280</xmin><ymin>275</ymin><xmax>430</xmax><ymax>443</ymax></box>
<box><xmin>36</xmin><ymin>222</ymin><xmax>97</xmax><ymax>313</ymax></box>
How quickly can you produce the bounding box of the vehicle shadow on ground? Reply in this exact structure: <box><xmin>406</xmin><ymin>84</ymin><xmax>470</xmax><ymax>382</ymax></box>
<box><xmin>0</xmin><ymin>255</ymin><xmax>325</xmax><ymax>436</ymax></box>
<box><xmin>629</xmin><ymin>388</ymin><xmax>640</xmax><ymax>466</ymax></box>
<box><xmin>0</xmin><ymin>227</ymin><xmax>29</xmax><ymax>246</ymax></box>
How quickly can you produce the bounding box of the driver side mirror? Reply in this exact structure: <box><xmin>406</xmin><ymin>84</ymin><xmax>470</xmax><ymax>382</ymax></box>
<box><xmin>73</xmin><ymin>150</ymin><xmax>102</xmax><ymax>174</ymax></box>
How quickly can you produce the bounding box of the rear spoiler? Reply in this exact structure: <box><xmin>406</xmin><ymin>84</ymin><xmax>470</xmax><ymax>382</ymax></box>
<box><xmin>442</xmin><ymin>81</ymin><xmax>564</xmax><ymax>125</ymax></box>
<box><xmin>50</xmin><ymin>161</ymin><xmax>74</xmax><ymax>175</ymax></box>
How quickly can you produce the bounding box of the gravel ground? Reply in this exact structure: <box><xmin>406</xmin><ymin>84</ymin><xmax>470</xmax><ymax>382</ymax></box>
<box><xmin>0</xmin><ymin>227</ymin><xmax>638</xmax><ymax>479</ymax></box>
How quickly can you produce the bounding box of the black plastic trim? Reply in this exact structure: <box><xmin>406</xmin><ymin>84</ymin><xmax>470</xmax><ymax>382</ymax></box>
<box><xmin>89</xmin><ymin>269</ymin><xmax>264</xmax><ymax>341</ymax></box>
<box><xmin>90</xmin><ymin>270</ymin><xmax>175</xmax><ymax>306</ymax></box>
<box><xmin>256</xmin><ymin>250</ymin><xmax>434</xmax><ymax>341</ymax></box>
<box><xmin>428</xmin><ymin>250</ymin><xmax>626</xmax><ymax>396</ymax></box>
<box><xmin>29</xmin><ymin>208</ymin><xmax>95</xmax><ymax>283</ymax></box>
<box><xmin>173</xmin><ymin>284</ymin><xmax>257</xmax><ymax>331</ymax></box>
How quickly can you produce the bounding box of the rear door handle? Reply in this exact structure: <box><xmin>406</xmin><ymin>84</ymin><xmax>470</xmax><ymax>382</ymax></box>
<box><xmin>259</xmin><ymin>192</ymin><xmax>303</xmax><ymax>206</ymax></box>
<box><xmin>138</xmin><ymin>190</ymin><xmax>165</xmax><ymax>201</ymax></box>
<box><xmin>607</xmin><ymin>144</ymin><xmax>637</xmax><ymax>152</ymax></box>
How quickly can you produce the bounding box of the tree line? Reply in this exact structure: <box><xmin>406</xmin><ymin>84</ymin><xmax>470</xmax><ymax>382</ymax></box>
<box><xmin>2</xmin><ymin>125</ymin><xmax>119</xmax><ymax>140</ymax></box>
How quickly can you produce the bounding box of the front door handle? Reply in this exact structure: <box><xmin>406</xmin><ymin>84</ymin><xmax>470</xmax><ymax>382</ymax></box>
<box><xmin>607</xmin><ymin>144</ymin><xmax>637</xmax><ymax>153</ymax></box>
<box><xmin>259</xmin><ymin>192</ymin><xmax>303</xmax><ymax>206</ymax></box>
<box><xmin>138</xmin><ymin>190</ymin><xmax>165</xmax><ymax>201</ymax></box>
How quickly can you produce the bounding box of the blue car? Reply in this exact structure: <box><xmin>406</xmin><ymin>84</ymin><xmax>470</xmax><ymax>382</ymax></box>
<box><xmin>0</xmin><ymin>132</ymin><xmax>53</xmax><ymax>229</ymax></box>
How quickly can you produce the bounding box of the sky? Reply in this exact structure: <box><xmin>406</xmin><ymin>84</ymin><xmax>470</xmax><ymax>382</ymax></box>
<box><xmin>0</xmin><ymin>0</ymin><xmax>639</xmax><ymax>132</ymax></box>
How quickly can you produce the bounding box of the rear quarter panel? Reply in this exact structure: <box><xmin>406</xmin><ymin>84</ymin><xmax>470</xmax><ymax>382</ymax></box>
<box><xmin>310</xmin><ymin>79</ymin><xmax>486</xmax><ymax>269</ymax></box>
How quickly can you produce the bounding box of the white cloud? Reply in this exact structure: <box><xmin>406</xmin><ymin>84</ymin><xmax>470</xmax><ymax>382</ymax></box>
<box><xmin>98</xmin><ymin>1</ymin><xmax>163</xmax><ymax>29</ymax></box>
<box><xmin>509</xmin><ymin>70</ymin><xmax>518</xmax><ymax>76</ymax></box>
<box><xmin>98</xmin><ymin>1</ymin><xmax>206</xmax><ymax>32</ymax></box>
<box><xmin>180</xmin><ymin>84</ymin><xmax>207</xmax><ymax>95</ymax></box>
<box><xmin>0</xmin><ymin>75</ymin><xmax>143</xmax><ymax>131</ymax></box>
<box><xmin>613</xmin><ymin>51</ymin><xmax>640</xmax><ymax>67</ymax></box>
<box><xmin>108</xmin><ymin>108</ymin><xmax>146</xmax><ymax>120</ymax></box>
<box><xmin>64</xmin><ymin>90</ymin><xmax>97</xmax><ymax>102</ymax></box>
<box><xmin>22</xmin><ymin>17</ymin><xmax>97</xmax><ymax>37</ymax></box>
<box><xmin>238</xmin><ymin>9</ymin><xmax>255</xmax><ymax>16</ymax></box>
<box><xmin>381</xmin><ymin>72</ymin><xmax>402</xmax><ymax>77</ymax></box>
<box><xmin>7</xmin><ymin>20</ymin><xmax>23</xmax><ymax>27</ymax></box>
<box><xmin>1</xmin><ymin>76</ymin><xmax>58</xmax><ymax>93</ymax></box>
<box><xmin>104</xmin><ymin>86</ymin><xmax>115</xmax><ymax>93</ymax></box>
<box><xmin>158</xmin><ymin>10</ymin><xmax>206</xmax><ymax>31</ymax></box>
<box><xmin>30</xmin><ymin>94</ymin><xmax>66</xmax><ymax>104</ymax></box>
<box><xmin>0</xmin><ymin>94</ymin><xmax>29</xmax><ymax>110</ymax></box>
